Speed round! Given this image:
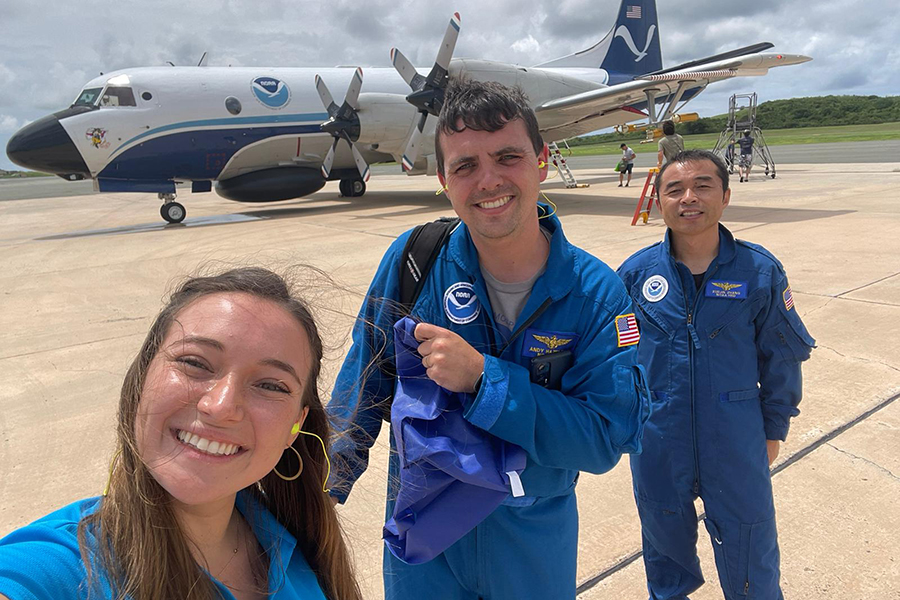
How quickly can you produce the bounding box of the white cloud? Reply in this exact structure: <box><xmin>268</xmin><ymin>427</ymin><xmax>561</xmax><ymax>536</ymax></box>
<box><xmin>0</xmin><ymin>115</ymin><xmax>20</xmax><ymax>134</ymax></box>
<box><xmin>512</xmin><ymin>35</ymin><xmax>541</xmax><ymax>55</ymax></box>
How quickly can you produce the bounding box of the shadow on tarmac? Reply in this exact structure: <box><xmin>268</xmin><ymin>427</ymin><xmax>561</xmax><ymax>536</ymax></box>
<box><xmin>35</xmin><ymin>185</ymin><xmax>854</xmax><ymax>241</ymax></box>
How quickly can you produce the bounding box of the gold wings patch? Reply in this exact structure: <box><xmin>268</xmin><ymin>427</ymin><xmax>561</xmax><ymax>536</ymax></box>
<box><xmin>712</xmin><ymin>282</ymin><xmax>743</xmax><ymax>292</ymax></box>
<box><xmin>532</xmin><ymin>334</ymin><xmax>573</xmax><ymax>351</ymax></box>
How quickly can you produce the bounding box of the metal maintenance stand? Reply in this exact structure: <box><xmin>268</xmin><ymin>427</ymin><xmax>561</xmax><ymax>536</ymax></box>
<box><xmin>713</xmin><ymin>93</ymin><xmax>777</xmax><ymax>179</ymax></box>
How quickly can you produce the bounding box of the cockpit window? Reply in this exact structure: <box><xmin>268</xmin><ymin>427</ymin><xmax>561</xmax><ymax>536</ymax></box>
<box><xmin>73</xmin><ymin>87</ymin><xmax>103</xmax><ymax>107</ymax></box>
<box><xmin>100</xmin><ymin>87</ymin><xmax>136</xmax><ymax>107</ymax></box>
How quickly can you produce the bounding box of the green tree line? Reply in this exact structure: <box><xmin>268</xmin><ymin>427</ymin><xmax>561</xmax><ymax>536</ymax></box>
<box><xmin>568</xmin><ymin>95</ymin><xmax>900</xmax><ymax>146</ymax></box>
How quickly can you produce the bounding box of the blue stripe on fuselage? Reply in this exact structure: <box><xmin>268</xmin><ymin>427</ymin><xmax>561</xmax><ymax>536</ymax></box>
<box><xmin>98</xmin><ymin>123</ymin><xmax>324</xmax><ymax>181</ymax></box>
<box><xmin>111</xmin><ymin>112</ymin><xmax>329</xmax><ymax>155</ymax></box>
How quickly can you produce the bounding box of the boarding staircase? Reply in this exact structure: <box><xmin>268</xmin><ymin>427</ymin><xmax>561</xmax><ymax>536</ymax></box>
<box><xmin>548</xmin><ymin>141</ymin><xmax>589</xmax><ymax>188</ymax></box>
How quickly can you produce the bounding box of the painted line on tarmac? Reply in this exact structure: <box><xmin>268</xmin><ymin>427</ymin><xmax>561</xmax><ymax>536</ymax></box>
<box><xmin>575</xmin><ymin>389</ymin><xmax>900</xmax><ymax>596</ymax></box>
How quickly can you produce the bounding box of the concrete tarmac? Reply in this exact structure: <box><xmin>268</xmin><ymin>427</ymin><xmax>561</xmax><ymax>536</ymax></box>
<box><xmin>1</xmin><ymin>158</ymin><xmax>898</xmax><ymax>599</ymax></box>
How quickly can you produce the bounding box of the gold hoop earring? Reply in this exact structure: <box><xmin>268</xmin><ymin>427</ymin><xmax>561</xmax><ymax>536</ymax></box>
<box><xmin>273</xmin><ymin>445</ymin><xmax>303</xmax><ymax>481</ymax></box>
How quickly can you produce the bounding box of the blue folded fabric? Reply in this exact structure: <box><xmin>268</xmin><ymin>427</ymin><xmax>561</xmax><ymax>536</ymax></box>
<box><xmin>383</xmin><ymin>317</ymin><xmax>527</xmax><ymax>565</ymax></box>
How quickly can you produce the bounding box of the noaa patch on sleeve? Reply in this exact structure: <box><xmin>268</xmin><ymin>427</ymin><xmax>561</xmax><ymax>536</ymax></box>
<box><xmin>642</xmin><ymin>275</ymin><xmax>669</xmax><ymax>303</ymax></box>
<box><xmin>444</xmin><ymin>282</ymin><xmax>481</xmax><ymax>324</ymax></box>
<box><xmin>706</xmin><ymin>280</ymin><xmax>748</xmax><ymax>299</ymax></box>
<box><xmin>522</xmin><ymin>328</ymin><xmax>579</xmax><ymax>357</ymax></box>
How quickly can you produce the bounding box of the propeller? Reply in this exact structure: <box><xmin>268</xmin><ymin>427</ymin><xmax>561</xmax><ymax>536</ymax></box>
<box><xmin>391</xmin><ymin>12</ymin><xmax>460</xmax><ymax>171</ymax></box>
<box><xmin>316</xmin><ymin>67</ymin><xmax>370</xmax><ymax>182</ymax></box>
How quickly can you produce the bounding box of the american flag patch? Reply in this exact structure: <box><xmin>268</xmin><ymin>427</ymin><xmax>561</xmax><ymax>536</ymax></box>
<box><xmin>615</xmin><ymin>313</ymin><xmax>641</xmax><ymax>347</ymax></box>
<box><xmin>626</xmin><ymin>5</ymin><xmax>642</xmax><ymax>18</ymax></box>
<box><xmin>783</xmin><ymin>285</ymin><xmax>794</xmax><ymax>311</ymax></box>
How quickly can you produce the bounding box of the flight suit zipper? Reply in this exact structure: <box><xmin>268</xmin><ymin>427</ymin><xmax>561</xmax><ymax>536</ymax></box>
<box><xmin>685</xmin><ymin>264</ymin><xmax>718</xmax><ymax>496</ymax></box>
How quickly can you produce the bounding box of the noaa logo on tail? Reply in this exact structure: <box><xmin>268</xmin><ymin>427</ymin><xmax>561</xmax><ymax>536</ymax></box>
<box><xmin>251</xmin><ymin>76</ymin><xmax>291</xmax><ymax>109</ymax></box>
<box><xmin>444</xmin><ymin>282</ymin><xmax>481</xmax><ymax>325</ymax></box>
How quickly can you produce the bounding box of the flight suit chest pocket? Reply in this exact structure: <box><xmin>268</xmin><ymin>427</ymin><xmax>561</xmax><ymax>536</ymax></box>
<box><xmin>630</xmin><ymin>292</ymin><xmax>675</xmax><ymax>340</ymax></box>
<box><xmin>707</xmin><ymin>289</ymin><xmax>767</xmax><ymax>340</ymax></box>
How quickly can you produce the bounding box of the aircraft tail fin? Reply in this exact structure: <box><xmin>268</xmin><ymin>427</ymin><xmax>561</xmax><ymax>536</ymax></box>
<box><xmin>535</xmin><ymin>0</ymin><xmax>662</xmax><ymax>82</ymax></box>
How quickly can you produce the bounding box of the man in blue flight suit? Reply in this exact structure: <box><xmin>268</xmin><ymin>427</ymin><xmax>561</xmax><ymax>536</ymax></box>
<box><xmin>328</xmin><ymin>79</ymin><xmax>651</xmax><ymax>599</ymax></box>
<box><xmin>618</xmin><ymin>149</ymin><xmax>815</xmax><ymax>600</ymax></box>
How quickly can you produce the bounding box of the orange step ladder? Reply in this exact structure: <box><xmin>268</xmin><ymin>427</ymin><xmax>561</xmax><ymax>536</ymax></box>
<box><xmin>631</xmin><ymin>168</ymin><xmax>660</xmax><ymax>226</ymax></box>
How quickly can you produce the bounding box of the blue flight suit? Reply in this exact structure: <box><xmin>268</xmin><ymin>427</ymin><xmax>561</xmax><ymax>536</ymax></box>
<box><xmin>329</xmin><ymin>209</ymin><xmax>651</xmax><ymax>599</ymax></box>
<box><xmin>0</xmin><ymin>492</ymin><xmax>328</xmax><ymax>600</ymax></box>
<box><xmin>617</xmin><ymin>225</ymin><xmax>815</xmax><ymax>600</ymax></box>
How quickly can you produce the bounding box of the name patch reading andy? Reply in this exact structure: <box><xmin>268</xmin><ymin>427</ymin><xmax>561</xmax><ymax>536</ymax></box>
<box><xmin>706</xmin><ymin>280</ymin><xmax>748</xmax><ymax>299</ymax></box>
<box><xmin>523</xmin><ymin>329</ymin><xmax>579</xmax><ymax>357</ymax></box>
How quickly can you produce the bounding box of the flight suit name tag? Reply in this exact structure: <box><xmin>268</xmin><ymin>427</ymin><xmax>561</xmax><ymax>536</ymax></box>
<box><xmin>706</xmin><ymin>280</ymin><xmax>749</xmax><ymax>299</ymax></box>
<box><xmin>522</xmin><ymin>328</ymin><xmax>579</xmax><ymax>357</ymax></box>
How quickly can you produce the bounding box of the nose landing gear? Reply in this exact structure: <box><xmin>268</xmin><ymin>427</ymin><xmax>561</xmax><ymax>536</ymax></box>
<box><xmin>158</xmin><ymin>193</ymin><xmax>186</xmax><ymax>224</ymax></box>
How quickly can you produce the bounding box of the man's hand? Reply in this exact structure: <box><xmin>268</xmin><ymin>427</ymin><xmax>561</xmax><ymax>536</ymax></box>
<box><xmin>414</xmin><ymin>322</ymin><xmax>484</xmax><ymax>393</ymax></box>
<box><xmin>766</xmin><ymin>440</ymin><xmax>780</xmax><ymax>466</ymax></box>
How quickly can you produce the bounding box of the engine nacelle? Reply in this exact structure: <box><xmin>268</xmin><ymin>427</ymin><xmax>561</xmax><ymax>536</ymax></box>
<box><xmin>355</xmin><ymin>93</ymin><xmax>417</xmax><ymax>154</ymax></box>
<box><xmin>215</xmin><ymin>167</ymin><xmax>325</xmax><ymax>202</ymax></box>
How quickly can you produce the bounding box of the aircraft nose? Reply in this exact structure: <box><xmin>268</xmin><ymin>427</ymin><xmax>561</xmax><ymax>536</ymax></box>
<box><xmin>6</xmin><ymin>115</ymin><xmax>90</xmax><ymax>177</ymax></box>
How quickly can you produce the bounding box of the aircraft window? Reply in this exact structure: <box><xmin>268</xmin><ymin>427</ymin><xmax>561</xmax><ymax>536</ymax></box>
<box><xmin>73</xmin><ymin>87</ymin><xmax>103</xmax><ymax>107</ymax></box>
<box><xmin>141</xmin><ymin>91</ymin><xmax>153</xmax><ymax>101</ymax></box>
<box><xmin>225</xmin><ymin>96</ymin><xmax>242</xmax><ymax>115</ymax></box>
<box><xmin>100</xmin><ymin>87</ymin><xmax>137</xmax><ymax>107</ymax></box>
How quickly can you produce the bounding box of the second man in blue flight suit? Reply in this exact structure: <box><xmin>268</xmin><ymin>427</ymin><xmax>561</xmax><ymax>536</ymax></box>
<box><xmin>618</xmin><ymin>149</ymin><xmax>815</xmax><ymax>599</ymax></box>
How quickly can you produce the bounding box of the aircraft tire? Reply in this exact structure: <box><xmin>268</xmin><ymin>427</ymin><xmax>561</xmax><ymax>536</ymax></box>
<box><xmin>161</xmin><ymin>202</ymin><xmax>186</xmax><ymax>224</ymax></box>
<box><xmin>339</xmin><ymin>179</ymin><xmax>367</xmax><ymax>197</ymax></box>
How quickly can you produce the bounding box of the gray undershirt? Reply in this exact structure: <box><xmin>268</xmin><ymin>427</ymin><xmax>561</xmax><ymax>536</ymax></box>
<box><xmin>480</xmin><ymin>228</ymin><xmax>552</xmax><ymax>341</ymax></box>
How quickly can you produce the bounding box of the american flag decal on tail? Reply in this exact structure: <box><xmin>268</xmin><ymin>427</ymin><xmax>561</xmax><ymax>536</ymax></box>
<box><xmin>615</xmin><ymin>313</ymin><xmax>641</xmax><ymax>347</ymax></box>
<box><xmin>626</xmin><ymin>5</ymin><xmax>642</xmax><ymax>18</ymax></box>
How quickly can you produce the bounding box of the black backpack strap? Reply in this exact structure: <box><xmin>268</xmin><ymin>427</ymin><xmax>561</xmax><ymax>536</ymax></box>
<box><xmin>398</xmin><ymin>216</ymin><xmax>460</xmax><ymax>314</ymax></box>
<box><xmin>379</xmin><ymin>216</ymin><xmax>459</xmax><ymax>422</ymax></box>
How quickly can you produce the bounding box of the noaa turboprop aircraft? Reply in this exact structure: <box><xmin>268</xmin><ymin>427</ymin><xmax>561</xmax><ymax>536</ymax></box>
<box><xmin>6</xmin><ymin>0</ymin><xmax>809</xmax><ymax>223</ymax></box>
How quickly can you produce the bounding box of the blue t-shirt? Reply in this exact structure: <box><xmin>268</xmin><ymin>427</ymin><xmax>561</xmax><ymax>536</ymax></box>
<box><xmin>0</xmin><ymin>492</ymin><xmax>327</xmax><ymax>600</ymax></box>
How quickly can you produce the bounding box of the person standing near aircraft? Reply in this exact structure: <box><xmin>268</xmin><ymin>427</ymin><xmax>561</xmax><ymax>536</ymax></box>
<box><xmin>618</xmin><ymin>150</ymin><xmax>815</xmax><ymax>600</ymax></box>
<box><xmin>620</xmin><ymin>142</ymin><xmax>637</xmax><ymax>187</ymax></box>
<box><xmin>736</xmin><ymin>129</ymin><xmax>755</xmax><ymax>182</ymax></box>
<box><xmin>328</xmin><ymin>79</ymin><xmax>651</xmax><ymax>599</ymax></box>
<box><xmin>656</xmin><ymin>120</ymin><xmax>685</xmax><ymax>168</ymax></box>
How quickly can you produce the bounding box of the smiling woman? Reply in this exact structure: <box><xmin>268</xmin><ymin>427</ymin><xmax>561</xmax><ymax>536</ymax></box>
<box><xmin>0</xmin><ymin>268</ymin><xmax>361</xmax><ymax>600</ymax></box>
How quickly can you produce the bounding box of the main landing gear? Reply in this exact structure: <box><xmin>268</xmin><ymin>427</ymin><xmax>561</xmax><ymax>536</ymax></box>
<box><xmin>339</xmin><ymin>178</ymin><xmax>366</xmax><ymax>198</ymax></box>
<box><xmin>158</xmin><ymin>193</ymin><xmax>186</xmax><ymax>224</ymax></box>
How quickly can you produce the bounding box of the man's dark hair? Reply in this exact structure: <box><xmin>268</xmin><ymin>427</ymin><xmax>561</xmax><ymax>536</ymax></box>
<box><xmin>620</xmin><ymin>143</ymin><xmax>627</xmax><ymax>149</ymax></box>
<box><xmin>657</xmin><ymin>149</ymin><xmax>730</xmax><ymax>192</ymax></box>
<box><xmin>662</xmin><ymin>120</ymin><xmax>676</xmax><ymax>136</ymax></box>
<box><xmin>435</xmin><ymin>79</ymin><xmax>544</xmax><ymax>175</ymax></box>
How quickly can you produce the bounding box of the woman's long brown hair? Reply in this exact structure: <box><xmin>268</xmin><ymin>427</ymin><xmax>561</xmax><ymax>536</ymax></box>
<box><xmin>77</xmin><ymin>267</ymin><xmax>361</xmax><ymax>600</ymax></box>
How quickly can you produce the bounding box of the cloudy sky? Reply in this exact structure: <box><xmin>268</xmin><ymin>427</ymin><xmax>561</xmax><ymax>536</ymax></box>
<box><xmin>1</xmin><ymin>0</ymin><xmax>896</xmax><ymax>170</ymax></box>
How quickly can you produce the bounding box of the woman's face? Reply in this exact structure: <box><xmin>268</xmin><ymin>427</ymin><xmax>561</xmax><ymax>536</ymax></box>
<box><xmin>135</xmin><ymin>292</ymin><xmax>312</xmax><ymax>506</ymax></box>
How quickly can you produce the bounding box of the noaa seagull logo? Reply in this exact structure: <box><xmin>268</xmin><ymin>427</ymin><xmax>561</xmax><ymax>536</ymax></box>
<box><xmin>614</xmin><ymin>25</ymin><xmax>656</xmax><ymax>62</ymax></box>
<box><xmin>444</xmin><ymin>282</ymin><xmax>481</xmax><ymax>325</ymax></box>
<box><xmin>251</xmin><ymin>76</ymin><xmax>291</xmax><ymax>109</ymax></box>
<box><xmin>642</xmin><ymin>275</ymin><xmax>668</xmax><ymax>303</ymax></box>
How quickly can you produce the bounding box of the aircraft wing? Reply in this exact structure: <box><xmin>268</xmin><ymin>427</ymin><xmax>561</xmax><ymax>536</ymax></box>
<box><xmin>535</xmin><ymin>52</ymin><xmax>811</xmax><ymax>141</ymax></box>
